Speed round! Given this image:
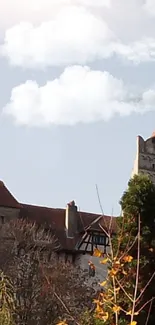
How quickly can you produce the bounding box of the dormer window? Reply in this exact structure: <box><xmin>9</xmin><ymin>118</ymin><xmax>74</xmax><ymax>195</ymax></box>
<box><xmin>92</xmin><ymin>234</ymin><xmax>106</xmax><ymax>246</ymax></box>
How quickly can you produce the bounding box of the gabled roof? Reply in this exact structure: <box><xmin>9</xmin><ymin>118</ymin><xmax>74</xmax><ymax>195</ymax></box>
<box><xmin>0</xmin><ymin>180</ymin><xmax>117</xmax><ymax>252</ymax></box>
<box><xmin>79</xmin><ymin>211</ymin><xmax>117</xmax><ymax>234</ymax></box>
<box><xmin>20</xmin><ymin>203</ymin><xmax>117</xmax><ymax>251</ymax></box>
<box><xmin>0</xmin><ymin>181</ymin><xmax>21</xmax><ymax>209</ymax></box>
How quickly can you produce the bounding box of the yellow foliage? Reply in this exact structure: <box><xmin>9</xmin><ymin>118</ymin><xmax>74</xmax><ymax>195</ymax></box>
<box><xmin>96</xmin><ymin>311</ymin><xmax>109</xmax><ymax>322</ymax></box>
<box><xmin>93</xmin><ymin>299</ymin><xmax>100</xmax><ymax>304</ymax></box>
<box><xmin>57</xmin><ymin>321</ymin><xmax>68</xmax><ymax>325</ymax></box>
<box><xmin>93</xmin><ymin>248</ymin><xmax>103</xmax><ymax>257</ymax></box>
<box><xmin>109</xmin><ymin>268</ymin><xmax>118</xmax><ymax>276</ymax></box>
<box><xmin>100</xmin><ymin>281</ymin><xmax>107</xmax><ymax>287</ymax></box>
<box><xmin>123</xmin><ymin>255</ymin><xmax>133</xmax><ymax>263</ymax></box>
<box><xmin>130</xmin><ymin>322</ymin><xmax>137</xmax><ymax>325</ymax></box>
<box><xmin>112</xmin><ymin>305</ymin><xmax>121</xmax><ymax>313</ymax></box>
<box><xmin>115</xmin><ymin>287</ymin><xmax>120</xmax><ymax>292</ymax></box>
<box><xmin>101</xmin><ymin>311</ymin><xmax>109</xmax><ymax>322</ymax></box>
<box><xmin>114</xmin><ymin>260</ymin><xmax>120</xmax><ymax>265</ymax></box>
<box><xmin>95</xmin><ymin>303</ymin><xmax>103</xmax><ymax>314</ymax></box>
<box><xmin>100</xmin><ymin>258</ymin><xmax>108</xmax><ymax>264</ymax></box>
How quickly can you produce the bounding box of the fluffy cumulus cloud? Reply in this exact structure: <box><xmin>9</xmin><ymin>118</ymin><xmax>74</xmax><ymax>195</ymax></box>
<box><xmin>0</xmin><ymin>0</ymin><xmax>110</xmax><ymax>33</ymax></box>
<box><xmin>1</xmin><ymin>0</ymin><xmax>155</xmax><ymax>67</ymax></box>
<box><xmin>1</xmin><ymin>6</ymin><xmax>114</xmax><ymax>68</ymax></box>
<box><xmin>3</xmin><ymin>66</ymin><xmax>155</xmax><ymax>126</ymax></box>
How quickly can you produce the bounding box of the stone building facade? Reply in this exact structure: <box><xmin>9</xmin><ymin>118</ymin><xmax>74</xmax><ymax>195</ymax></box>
<box><xmin>0</xmin><ymin>180</ymin><xmax>116</xmax><ymax>282</ymax></box>
<box><xmin>131</xmin><ymin>132</ymin><xmax>155</xmax><ymax>184</ymax></box>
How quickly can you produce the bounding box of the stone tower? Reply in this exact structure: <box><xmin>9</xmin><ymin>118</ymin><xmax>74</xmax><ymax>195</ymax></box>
<box><xmin>131</xmin><ymin>132</ymin><xmax>155</xmax><ymax>185</ymax></box>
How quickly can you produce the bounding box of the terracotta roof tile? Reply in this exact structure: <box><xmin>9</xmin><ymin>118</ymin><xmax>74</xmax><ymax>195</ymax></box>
<box><xmin>0</xmin><ymin>181</ymin><xmax>21</xmax><ymax>209</ymax></box>
<box><xmin>79</xmin><ymin>211</ymin><xmax>116</xmax><ymax>233</ymax></box>
<box><xmin>0</xmin><ymin>179</ymin><xmax>117</xmax><ymax>251</ymax></box>
<box><xmin>20</xmin><ymin>204</ymin><xmax>117</xmax><ymax>251</ymax></box>
<box><xmin>21</xmin><ymin>204</ymin><xmax>65</xmax><ymax>230</ymax></box>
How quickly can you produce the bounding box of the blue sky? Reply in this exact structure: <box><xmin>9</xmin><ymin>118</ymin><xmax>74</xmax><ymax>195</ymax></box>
<box><xmin>0</xmin><ymin>0</ymin><xmax>155</xmax><ymax>215</ymax></box>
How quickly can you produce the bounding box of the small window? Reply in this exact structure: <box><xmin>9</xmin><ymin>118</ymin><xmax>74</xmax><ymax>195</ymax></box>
<box><xmin>92</xmin><ymin>234</ymin><xmax>106</xmax><ymax>246</ymax></box>
<box><xmin>153</xmin><ymin>164</ymin><xmax>155</xmax><ymax>169</ymax></box>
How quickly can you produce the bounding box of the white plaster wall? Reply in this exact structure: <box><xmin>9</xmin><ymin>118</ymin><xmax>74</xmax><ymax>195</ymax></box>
<box><xmin>75</xmin><ymin>246</ymin><xmax>110</xmax><ymax>286</ymax></box>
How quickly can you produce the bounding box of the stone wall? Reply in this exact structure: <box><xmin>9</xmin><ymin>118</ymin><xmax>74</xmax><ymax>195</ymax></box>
<box><xmin>132</xmin><ymin>135</ymin><xmax>155</xmax><ymax>185</ymax></box>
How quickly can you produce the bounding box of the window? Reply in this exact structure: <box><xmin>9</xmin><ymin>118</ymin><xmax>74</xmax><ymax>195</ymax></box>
<box><xmin>153</xmin><ymin>164</ymin><xmax>155</xmax><ymax>170</ymax></box>
<box><xmin>92</xmin><ymin>234</ymin><xmax>106</xmax><ymax>246</ymax></box>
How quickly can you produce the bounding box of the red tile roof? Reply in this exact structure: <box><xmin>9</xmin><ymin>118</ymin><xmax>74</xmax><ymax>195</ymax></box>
<box><xmin>79</xmin><ymin>211</ymin><xmax>116</xmax><ymax>234</ymax></box>
<box><xmin>20</xmin><ymin>204</ymin><xmax>82</xmax><ymax>250</ymax></box>
<box><xmin>0</xmin><ymin>180</ymin><xmax>117</xmax><ymax>251</ymax></box>
<box><xmin>21</xmin><ymin>204</ymin><xmax>116</xmax><ymax>233</ymax></box>
<box><xmin>21</xmin><ymin>204</ymin><xmax>65</xmax><ymax>230</ymax></box>
<box><xmin>0</xmin><ymin>181</ymin><xmax>21</xmax><ymax>209</ymax></box>
<box><xmin>20</xmin><ymin>204</ymin><xmax>117</xmax><ymax>250</ymax></box>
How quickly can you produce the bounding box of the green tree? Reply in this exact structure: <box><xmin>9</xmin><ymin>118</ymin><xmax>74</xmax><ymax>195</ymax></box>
<box><xmin>115</xmin><ymin>174</ymin><xmax>155</xmax><ymax>324</ymax></box>
<box><xmin>93</xmin><ymin>174</ymin><xmax>155</xmax><ymax>325</ymax></box>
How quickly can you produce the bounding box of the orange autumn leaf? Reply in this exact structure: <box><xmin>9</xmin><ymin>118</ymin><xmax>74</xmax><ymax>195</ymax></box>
<box><xmin>98</xmin><ymin>312</ymin><xmax>109</xmax><ymax>322</ymax></box>
<box><xmin>112</xmin><ymin>305</ymin><xmax>121</xmax><ymax>313</ymax></box>
<box><xmin>130</xmin><ymin>322</ymin><xmax>137</xmax><ymax>325</ymax></box>
<box><xmin>102</xmin><ymin>312</ymin><xmax>109</xmax><ymax>322</ymax></box>
<box><xmin>93</xmin><ymin>248</ymin><xmax>103</xmax><ymax>257</ymax></box>
<box><xmin>57</xmin><ymin>321</ymin><xmax>68</xmax><ymax>325</ymax></box>
<box><xmin>114</xmin><ymin>260</ymin><xmax>120</xmax><ymax>265</ymax></box>
<box><xmin>100</xmin><ymin>258</ymin><xmax>108</xmax><ymax>264</ymax></box>
<box><xmin>109</xmin><ymin>268</ymin><xmax>118</xmax><ymax>276</ymax></box>
<box><xmin>95</xmin><ymin>303</ymin><xmax>103</xmax><ymax>314</ymax></box>
<box><xmin>123</xmin><ymin>255</ymin><xmax>133</xmax><ymax>263</ymax></box>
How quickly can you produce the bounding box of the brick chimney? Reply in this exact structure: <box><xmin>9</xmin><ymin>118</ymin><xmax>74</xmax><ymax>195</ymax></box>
<box><xmin>65</xmin><ymin>200</ymin><xmax>78</xmax><ymax>238</ymax></box>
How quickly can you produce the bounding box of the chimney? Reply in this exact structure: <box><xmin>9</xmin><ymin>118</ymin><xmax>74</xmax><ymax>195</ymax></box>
<box><xmin>65</xmin><ymin>200</ymin><xmax>78</xmax><ymax>238</ymax></box>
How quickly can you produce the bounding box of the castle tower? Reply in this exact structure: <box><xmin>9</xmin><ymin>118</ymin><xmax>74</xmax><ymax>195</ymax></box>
<box><xmin>131</xmin><ymin>132</ymin><xmax>155</xmax><ymax>185</ymax></box>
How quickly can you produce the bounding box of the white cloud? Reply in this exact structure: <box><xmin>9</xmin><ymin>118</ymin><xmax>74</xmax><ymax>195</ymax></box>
<box><xmin>0</xmin><ymin>0</ymin><xmax>110</xmax><ymax>33</ymax></box>
<box><xmin>75</xmin><ymin>0</ymin><xmax>111</xmax><ymax>7</ymax></box>
<box><xmin>114</xmin><ymin>38</ymin><xmax>155</xmax><ymax>64</ymax></box>
<box><xmin>143</xmin><ymin>0</ymin><xmax>155</xmax><ymax>16</ymax></box>
<box><xmin>2</xmin><ymin>1</ymin><xmax>155</xmax><ymax>67</ymax></box>
<box><xmin>3</xmin><ymin>66</ymin><xmax>154</xmax><ymax>126</ymax></box>
<box><xmin>1</xmin><ymin>6</ymin><xmax>115</xmax><ymax>68</ymax></box>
